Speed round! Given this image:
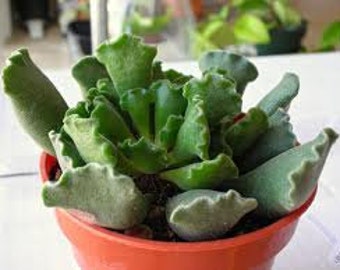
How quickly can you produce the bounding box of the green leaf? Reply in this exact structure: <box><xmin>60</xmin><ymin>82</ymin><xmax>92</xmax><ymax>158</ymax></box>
<box><xmin>120</xmin><ymin>88</ymin><xmax>154</xmax><ymax>140</ymax></box>
<box><xmin>163</xmin><ymin>69</ymin><xmax>193</xmax><ymax>86</ymax></box>
<box><xmin>160</xmin><ymin>154</ymin><xmax>238</xmax><ymax>190</ymax></box>
<box><xmin>151</xmin><ymin>61</ymin><xmax>165</xmax><ymax>81</ymax></box>
<box><xmin>118</xmin><ymin>137</ymin><xmax>167</xmax><ymax>174</ymax></box>
<box><xmin>96</xmin><ymin>78</ymin><xmax>120</xmax><ymax>104</ymax></box>
<box><xmin>320</xmin><ymin>21</ymin><xmax>340</xmax><ymax>49</ymax></box>
<box><xmin>166</xmin><ymin>189</ymin><xmax>257</xmax><ymax>241</ymax></box>
<box><xmin>91</xmin><ymin>95</ymin><xmax>134</xmax><ymax>144</ymax></box>
<box><xmin>42</xmin><ymin>163</ymin><xmax>148</xmax><ymax>229</ymax></box>
<box><xmin>257</xmin><ymin>73</ymin><xmax>299</xmax><ymax>116</ymax></box>
<box><xmin>49</xmin><ymin>129</ymin><xmax>85</xmax><ymax>171</ymax></box>
<box><xmin>273</xmin><ymin>1</ymin><xmax>301</xmax><ymax>27</ymax></box>
<box><xmin>233</xmin><ymin>14</ymin><xmax>270</xmax><ymax>44</ymax></box>
<box><xmin>2</xmin><ymin>49</ymin><xmax>68</xmax><ymax>155</ymax></box>
<box><xmin>72</xmin><ymin>56</ymin><xmax>110</xmax><ymax>97</ymax></box>
<box><xmin>183</xmin><ymin>73</ymin><xmax>242</xmax><ymax>126</ymax></box>
<box><xmin>63</xmin><ymin>113</ymin><xmax>138</xmax><ymax>176</ymax></box>
<box><xmin>96</xmin><ymin>34</ymin><xmax>157</xmax><ymax>96</ymax></box>
<box><xmin>238</xmin><ymin>109</ymin><xmax>297</xmax><ymax>173</ymax></box>
<box><xmin>158</xmin><ymin>115</ymin><xmax>184</xmax><ymax>150</ymax></box>
<box><xmin>224</xmin><ymin>128</ymin><xmax>338</xmax><ymax>218</ymax></box>
<box><xmin>171</xmin><ymin>96</ymin><xmax>210</xmax><ymax>165</ymax></box>
<box><xmin>225</xmin><ymin>108</ymin><xmax>269</xmax><ymax>158</ymax></box>
<box><xmin>199</xmin><ymin>51</ymin><xmax>258</xmax><ymax>95</ymax></box>
<box><xmin>153</xmin><ymin>80</ymin><xmax>187</xmax><ymax>141</ymax></box>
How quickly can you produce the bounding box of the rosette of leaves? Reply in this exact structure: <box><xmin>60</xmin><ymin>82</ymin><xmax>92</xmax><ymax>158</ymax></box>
<box><xmin>2</xmin><ymin>34</ymin><xmax>337</xmax><ymax>242</ymax></box>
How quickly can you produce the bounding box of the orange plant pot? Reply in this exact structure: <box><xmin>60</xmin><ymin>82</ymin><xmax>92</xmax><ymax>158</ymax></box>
<box><xmin>40</xmin><ymin>152</ymin><xmax>316</xmax><ymax>270</ymax></box>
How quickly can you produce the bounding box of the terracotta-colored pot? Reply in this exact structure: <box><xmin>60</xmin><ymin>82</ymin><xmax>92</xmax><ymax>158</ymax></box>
<box><xmin>40</xmin><ymin>152</ymin><xmax>316</xmax><ymax>270</ymax></box>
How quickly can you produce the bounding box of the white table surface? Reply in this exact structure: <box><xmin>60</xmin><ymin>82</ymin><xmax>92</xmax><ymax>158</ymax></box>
<box><xmin>1</xmin><ymin>52</ymin><xmax>340</xmax><ymax>269</ymax></box>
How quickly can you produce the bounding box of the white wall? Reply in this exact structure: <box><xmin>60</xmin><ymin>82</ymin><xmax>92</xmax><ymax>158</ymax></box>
<box><xmin>0</xmin><ymin>0</ymin><xmax>12</xmax><ymax>44</ymax></box>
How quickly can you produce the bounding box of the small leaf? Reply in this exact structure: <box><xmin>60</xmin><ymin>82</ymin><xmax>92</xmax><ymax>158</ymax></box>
<box><xmin>72</xmin><ymin>56</ymin><xmax>110</xmax><ymax>97</ymax></box>
<box><xmin>118</xmin><ymin>137</ymin><xmax>167</xmax><ymax>174</ymax></box>
<box><xmin>183</xmin><ymin>72</ymin><xmax>242</xmax><ymax>126</ymax></box>
<box><xmin>158</xmin><ymin>115</ymin><xmax>184</xmax><ymax>150</ymax></box>
<box><xmin>199</xmin><ymin>51</ymin><xmax>258</xmax><ymax>95</ymax></box>
<box><xmin>151</xmin><ymin>61</ymin><xmax>165</xmax><ymax>81</ymax></box>
<box><xmin>171</xmin><ymin>96</ymin><xmax>210</xmax><ymax>165</ymax></box>
<box><xmin>166</xmin><ymin>189</ymin><xmax>257</xmax><ymax>241</ymax></box>
<box><xmin>238</xmin><ymin>109</ymin><xmax>297</xmax><ymax>173</ymax></box>
<box><xmin>153</xmin><ymin>80</ymin><xmax>187</xmax><ymax>140</ymax></box>
<box><xmin>2</xmin><ymin>49</ymin><xmax>68</xmax><ymax>155</ymax></box>
<box><xmin>49</xmin><ymin>129</ymin><xmax>85</xmax><ymax>171</ymax></box>
<box><xmin>163</xmin><ymin>69</ymin><xmax>193</xmax><ymax>86</ymax></box>
<box><xmin>120</xmin><ymin>88</ymin><xmax>154</xmax><ymax>140</ymax></box>
<box><xmin>96</xmin><ymin>34</ymin><xmax>157</xmax><ymax>96</ymax></box>
<box><xmin>224</xmin><ymin>128</ymin><xmax>338</xmax><ymax>218</ymax></box>
<box><xmin>96</xmin><ymin>78</ymin><xmax>120</xmax><ymax>104</ymax></box>
<box><xmin>42</xmin><ymin>163</ymin><xmax>148</xmax><ymax>230</ymax></box>
<box><xmin>257</xmin><ymin>73</ymin><xmax>299</xmax><ymax>116</ymax></box>
<box><xmin>160</xmin><ymin>154</ymin><xmax>238</xmax><ymax>190</ymax></box>
<box><xmin>233</xmin><ymin>14</ymin><xmax>270</xmax><ymax>44</ymax></box>
<box><xmin>63</xmin><ymin>113</ymin><xmax>138</xmax><ymax>176</ymax></box>
<box><xmin>225</xmin><ymin>108</ymin><xmax>269</xmax><ymax>158</ymax></box>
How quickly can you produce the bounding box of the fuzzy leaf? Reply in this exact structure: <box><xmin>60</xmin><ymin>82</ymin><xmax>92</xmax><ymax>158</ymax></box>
<box><xmin>224</xmin><ymin>128</ymin><xmax>338</xmax><ymax>218</ymax></box>
<box><xmin>158</xmin><ymin>115</ymin><xmax>184</xmax><ymax>150</ymax></box>
<box><xmin>63</xmin><ymin>113</ymin><xmax>138</xmax><ymax>176</ymax></box>
<box><xmin>153</xmin><ymin>80</ymin><xmax>187</xmax><ymax>140</ymax></box>
<box><xmin>2</xmin><ymin>49</ymin><xmax>68</xmax><ymax>155</ymax></box>
<box><xmin>72</xmin><ymin>56</ymin><xmax>110</xmax><ymax>97</ymax></box>
<box><xmin>239</xmin><ymin>109</ymin><xmax>297</xmax><ymax>173</ymax></box>
<box><xmin>183</xmin><ymin>73</ymin><xmax>242</xmax><ymax>126</ymax></box>
<box><xmin>118</xmin><ymin>137</ymin><xmax>167</xmax><ymax>174</ymax></box>
<box><xmin>96</xmin><ymin>78</ymin><xmax>120</xmax><ymax>104</ymax></box>
<box><xmin>152</xmin><ymin>61</ymin><xmax>165</xmax><ymax>81</ymax></box>
<box><xmin>225</xmin><ymin>108</ymin><xmax>269</xmax><ymax>158</ymax></box>
<box><xmin>96</xmin><ymin>34</ymin><xmax>157</xmax><ymax>96</ymax></box>
<box><xmin>49</xmin><ymin>129</ymin><xmax>85</xmax><ymax>171</ymax></box>
<box><xmin>166</xmin><ymin>189</ymin><xmax>258</xmax><ymax>241</ymax></box>
<box><xmin>199</xmin><ymin>51</ymin><xmax>258</xmax><ymax>95</ymax></box>
<box><xmin>163</xmin><ymin>69</ymin><xmax>193</xmax><ymax>86</ymax></box>
<box><xmin>91</xmin><ymin>96</ymin><xmax>134</xmax><ymax>144</ymax></box>
<box><xmin>171</xmin><ymin>96</ymin><xmax>210</xmax><ymax>165</ymax></box>
<box><xmin>42</xmin><ymin>163</ymin><xmax>148</xmax><ymax>229</ymax></box>
<box><xmin>160</xmin><ymin>154</ymin><xmax>238</xmax><ymax>190</ymax></box>
<box><xmin>257</xmin><ymin>73</ymin><xmax>299</xmax><ymax>116</ymax></box>
<box><xmin>120</xmin><ymin>88</ymin><xmax>154</xmax><ymax>140</ymax></box>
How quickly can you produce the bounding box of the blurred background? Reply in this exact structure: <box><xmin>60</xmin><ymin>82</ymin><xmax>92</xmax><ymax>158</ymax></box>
<box><xmin>0</xmin><ymin>0</ymin><xmax>339</xmax><ymax>68</ymax></box>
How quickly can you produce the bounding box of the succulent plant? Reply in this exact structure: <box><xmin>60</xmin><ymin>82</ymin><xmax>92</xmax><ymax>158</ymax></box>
<box><xmin>2</xmin><ymin>34</ymin><xmax>338</xmax><ymax>242</ymax></box>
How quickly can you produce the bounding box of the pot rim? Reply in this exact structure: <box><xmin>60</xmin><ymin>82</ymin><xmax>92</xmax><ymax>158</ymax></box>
<box><xmin>41</xmin><ymin>152</ymin><xmax>316</xmax><ymax>252</ymax></box>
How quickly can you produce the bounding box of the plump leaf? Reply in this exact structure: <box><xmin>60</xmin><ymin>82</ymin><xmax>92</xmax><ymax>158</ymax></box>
<box><xmin>233</xmin><ymin>14</ymin><xmax>270</xmax><ymax>44</ymax></box>
<box><xmin>2</xmin><ymin>49</ymin><xmax>68</xmax><ymax>155</ymax></box>
<box><xmin>72</xmin><ymin>56</ymin><xmax>110</xmax><ymax>97</ymax></box>
<box><xmin>199</xmin><ymin>51</ymin><xmax>258</xmax><ymax>95</ymax></box>
<box><xmin>42</xmin><ymin>163</ymin><xmax>148</xmax><ymax>229</ymax></box>
<box><xmin>91</xmin><ymin>95</ymin><xmax>134</xmax><ymax>144</ymax></box>
<box><xmin>151</xmin><ymin>61</ymin><xmax>165</xmax><ymax>81</ymax></box>
<box><xmin>160</xmin><ymin>154</ymin><xmax>238</xmax><ymax>190</ymax></box>
<box><xmin>158</xmin><ymin>115</ymin><xmax>184</xmax><ymax>150</ymax></box>
<box><xmin>118</xmin><ymin>137</ymin><xmax>167</xmax><ymax>174</ymax></box>
<box><xmin>163</xmin><ymin>69</ymin><xmax>193</xmax><ymax>86</ymax></box>
<box><xmin>63</xmin><ymin>113</ymin><xmax>138</xmax><ymax>176</ymax></box>
<box><xmin>49</xmin><ymin>129</ymin><xmax>85</xmax><ymax>171</ymax></box>
<box><xmin>96</xmin><ymin>34</ymin><xmax>157</xmax><ymax>96</ymax></box>
<box><xmin>183</xmin><ymin>73</ymin><xmax>242</xmax><ymax>126</ymax></box>
<box><xmin>96</xmin><ymin>78</ymin><xmax>120</xmax><ymax>104</ymax></box>
<box><xmin>171</xmin><ymin>96</ymin><xmax>210</xmax><ymax>165</ymax></box>
<box><xmin>120</xmin><ymin>88</ymin><xmax>154</xmax><ymax>140</ymax></box>
<box><xmin>224</xmin><ymin>128</ymin><xmax>338</xmax><ymax>218</ymax></box>
<box><xmin>239</xmin><ymin>109</ymin><xmax>297</xmax><ymax>173</ymax></box>
<box><xmin>257</xmin><ymin>73</ymin><xmax>299</xmax><ymax>116</ymax></box>
<box><xmin>153</xmin><ymin>80</ymin><xmax>187</xmax><ymax>141</ymax></box>
<box><xmin>166</xmin><ymin>189</ymin><xmax>257</xmax><ymax>241</ymax></box>
<box><xmin>225</xmin><ymin>108</ymin><xmax>269</xmax><ymax>158</ymax></box>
